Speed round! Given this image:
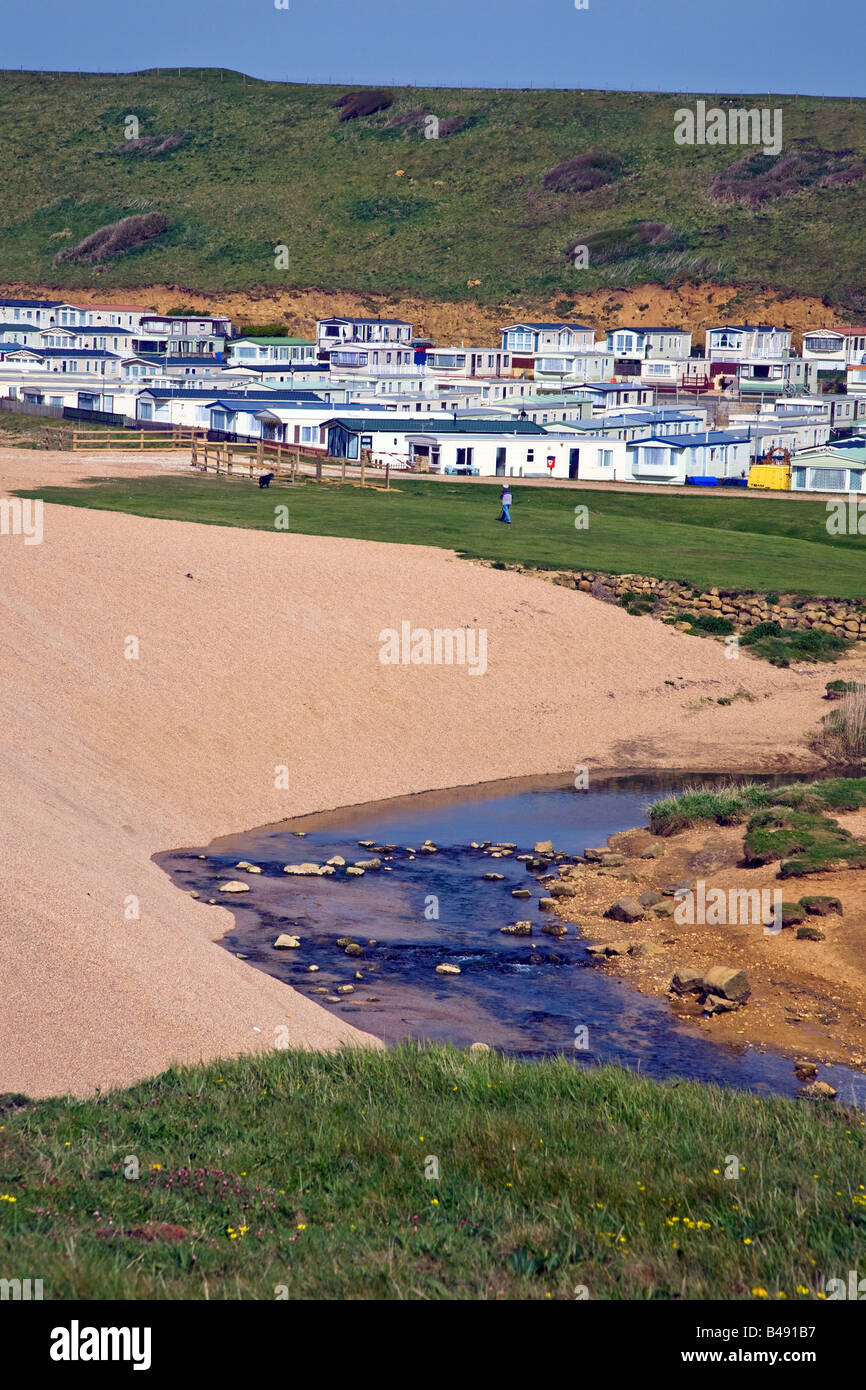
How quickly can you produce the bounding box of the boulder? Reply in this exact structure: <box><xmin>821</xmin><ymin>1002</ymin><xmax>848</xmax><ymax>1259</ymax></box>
<box><xmin>511</xmin><ymin>889</ymin><xmax>532</xmax><ymax>899</ymax></box>
<box><xmin>346</xmin><ymin>866</ymin><xmax>365</xmax><ymax>876</ymax></box>
<box><xmin>701</xmin><ymin>966</ymin><xmax>750</xmax><ymax>1003</ymax></box>
<box><xmin>638</xmin><ymin>890</ymin><xmax>664</xmax><ymax>908</ymax></box>
<box><xmin>641</xmin><ymin>844</ymin><xmax>665</xmax><ymax>859</ymax></box>
<box><xmin>353</xmin><ymin>858</ymin><xmax>382</xmax><ymax>870</ymax></box>
<box><xmin>435</xmin><ymin>963</ymin><xmax>461</xmax><ymax>975</ymax></box>
<box><xmin>538</xmin><ymin>897</ymin><xmax>557</xmax><ymax>910</ymax></box>
<box><xmin>344</xmin><ymin>943</ymin><xmax>365</xmax><ymax>957</ymax></box>
<box><xmin>603</xmin><ymin>941</ymin><xmax>631</xmax><ymax>956</ymax></box>
<box><xmin>542</xmin><ymin>923</ymin><xmax>568</xmax><ymax>939</ymax></box>
<box><xmin>796</xmin><ymin>1081</ymin><xmax>837</xmax><ymax>1101</ymax></box>
<box><xmin>605</xmin><ymin>897</ymin><xmax>645</xmax><ymax>924</ymax></box>
<box><xmin>702</xmin><ymin>994</ymin><xmax>741</xmax><ymax>1014</ymax></box>
<box><xmin>274</xmin><ymin>934</ymin><xmax>300</xmax><ymax>949</ymax></box>
<box><xmin>500</xmin><ymin>921</ymin><xmax>532</xmax><ymax>936</ymax></box>
<box><xmin>777</xmin><ymin>902</ymin><xmax>806</xmax><ymax>928</ymax></box>
<box><xmin>652</xmin><ymin>900</ymin><xmax>676</xmax><ymax>918</ymax></box>
<box><xmin>533</xmin><ymin>840</ymin><xmax>554</xmax><ymax>855</ymax></box>
<box><xmin>670</xmin><ymin>967</ymin><xmax>704</xmax><ymax>995</ymax></box>
<box><xmin>794</xmin><ymin>1060</ymin><xmax>819</xmax><ymax>1081</ymax></box>
<box><xmin>336</xmin><ymin>984</ymin><xmax>355</xmax><ymax>995</ymax></box>
<box><xmin>629</xmin><ymin>941</ymin><xmax>665</xmax><ymax>958</ymax></box>
<box><xmin>796</xmin><ymin>925</ymin><xmax>825</xmax><ymax>942</ymax></box>
<box><xmin>583</xmin><ymin>848</ymin><xmax>609</xmax><ymax>862</ymax></box>
<box><xmin>549</xmin><ymin>882</ymin><xmax>576</xmax><ymax>898</ymax></box>
<box><xmin>327</xmin><ymin>855</ymin><xmax>346</xmax><ymax>867</ymax></box>
<box><xmin>219</xmin><ymin>880</ymin><xmax>251</xmax><ymax>893</ymax></box>
<box><xmin>468</xmin><ymin>1042</ymin><xmax>491</xmax><ymax>1057</ymax></box>
<box><xmin>483</xmin><ymin>872</ymin><xmax>505</xmax><ymax>881</ymax></box>
<box><xmin>598</xmin><ymin>853</ymin><xmax>626</xmax><ymax>867</ymax></box>
<box><xmin>283</xmin><ymin>863</ymin><xmax>328</xmax><ymax>876</ymax></box>
<box><xmin>799</xmin><ymin>896</ymin><xmax>843</xmax><ymax>917</ymax></box>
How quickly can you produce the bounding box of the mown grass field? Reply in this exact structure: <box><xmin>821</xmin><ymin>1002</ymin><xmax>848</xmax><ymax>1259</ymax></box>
<box><xmin>18</xmin><ymin>471</ymin><xmax>866</xmax><ymax>596</ymax></box>
<box><xmin>1</xmin><ymin>1045</ymin><xmax>863</xmax><ymax>1300</ymax></box>
<box><xmin>0</xmin><ymin>70</ymin><xmax>864</xmax><ymax>304</ymax></box>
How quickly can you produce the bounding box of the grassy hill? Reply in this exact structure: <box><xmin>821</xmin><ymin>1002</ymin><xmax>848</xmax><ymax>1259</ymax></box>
<box><xmin>0</xmin><ymin>70</ymin><xmax>864</xmax><ymax>309</ymax></box>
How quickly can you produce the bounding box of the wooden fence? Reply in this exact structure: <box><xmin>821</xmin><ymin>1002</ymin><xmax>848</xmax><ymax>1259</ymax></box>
<box><xmin>72</xmin><ymin>427</ymin><xmax>206</xmax><ymax>452</ymax></box>
<box><xmin>190</xmin><ymin>436</ymin><xmax>391</xmax><ymax>489</ymax></box>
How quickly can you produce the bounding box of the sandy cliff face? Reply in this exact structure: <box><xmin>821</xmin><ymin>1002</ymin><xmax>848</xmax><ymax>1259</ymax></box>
<box><xmin>0</xmin><ymin>281</ymin><xmax>856</xmax><ymax>350</ymax></box>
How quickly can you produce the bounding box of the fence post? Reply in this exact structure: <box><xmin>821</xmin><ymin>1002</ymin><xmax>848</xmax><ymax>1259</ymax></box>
<box><xmin>341</xmin><ymin>457</ymin><xmax>346</xmax><ymax>485</ymax></box>
<box><xmin>256</xmin><ymin>438</ymin><xmax>263</xmax><ymax>474</ymax></box>
<box><xmin>360</xmin><ymin>453</ymin><xmax>366</xmax><ymax>488</ymax></box>
<box><xmin>140</xmin><ymin>429</ymin><xmax>144</xmax><ymax>450</ymax></box>
<box><xmin>385</xmin><ymin>460</ymin><xmax>390</xmax><ymax>491</ymax></box>
<box><xmin>316</xmin><ymin>455</ymin><xmax>322</xmax><ymax>483</ymax></box>
<box><xmin>276</xmin><ymin>441</ymin><xmax>283</xmax><ymax>476</ymax></box>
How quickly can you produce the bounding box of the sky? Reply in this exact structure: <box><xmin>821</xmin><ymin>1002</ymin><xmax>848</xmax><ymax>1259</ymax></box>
<box><xmin>1</xmin><ymin>0</ymin><xmax>864</xmax><ymax>97</ymax></box>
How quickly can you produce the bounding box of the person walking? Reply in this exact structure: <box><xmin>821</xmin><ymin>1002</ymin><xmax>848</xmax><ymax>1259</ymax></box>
<box><xmin>498</xmin><ymin>484</ymin><xmax>513</xmax><ymax>524</ymax></box>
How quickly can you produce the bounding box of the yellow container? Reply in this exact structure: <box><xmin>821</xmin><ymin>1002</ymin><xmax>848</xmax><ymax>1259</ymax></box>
<box><xmin>748</xmin><ymin>463</ymin><xmax>791</xmax><ymax>491</ymax></box>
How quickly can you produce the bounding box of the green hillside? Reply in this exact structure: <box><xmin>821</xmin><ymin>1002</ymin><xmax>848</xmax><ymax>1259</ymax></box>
<box><xmin>0</xmin><ymin>69</ymin><xmax>864</xmax><ymax>306</ymax></box>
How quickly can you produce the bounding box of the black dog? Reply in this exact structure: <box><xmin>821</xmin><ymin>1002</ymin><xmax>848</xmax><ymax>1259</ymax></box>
<box><xmin>258</xmin><ymin>472</ymin><xmax>275</xmax><ymax>489</ymax></box>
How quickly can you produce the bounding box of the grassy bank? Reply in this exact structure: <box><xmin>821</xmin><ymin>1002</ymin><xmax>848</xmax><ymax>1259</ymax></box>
<box><xmin>1</xmin><ymin>1045</ymin><xmax>862</xmax><ymax>1300</ymax></box>
<box><xmin>649</xmin><ymin>776</ymin><xmax>866</xmax><ymax>835</ymax></box>
<box><xmin>0</xmin><ymin>71</ymin><xmax>864</xmax><ymax>305</ymax></box>
<box><xmin>16</xmin><ymin>472</ymin><xmax>866</xmax><ymax>597</ymax></box>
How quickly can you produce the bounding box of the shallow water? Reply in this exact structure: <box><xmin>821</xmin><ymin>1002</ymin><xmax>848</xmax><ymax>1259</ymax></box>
<box><xmin>158</xmin><ymin>772</ymin><xmax>866</xmax><ymax>1105</ymax></box>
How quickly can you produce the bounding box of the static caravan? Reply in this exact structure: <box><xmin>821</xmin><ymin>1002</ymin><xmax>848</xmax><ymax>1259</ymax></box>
<box><xmin>790</xmin><ymin>442</ymin><xmax>866</xmax><ymax>494</ymax></box>
<box><xmin>626</xmin><ymin>430</ymin><xmax>752</xmax><ymax>483</ymax></box>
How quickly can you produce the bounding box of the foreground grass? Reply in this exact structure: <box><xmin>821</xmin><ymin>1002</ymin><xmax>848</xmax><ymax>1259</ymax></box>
<box><xmin>17</xmin><ymin>472</ymin><xmax>866</xmax><ymax>597</ymax></box>
<box><xmin>1</xmin><ymin>1045</ymin><xmax>863</xmax><ymax>1300</ymax></box>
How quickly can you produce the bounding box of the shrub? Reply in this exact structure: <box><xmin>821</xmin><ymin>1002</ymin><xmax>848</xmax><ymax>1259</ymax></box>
<box><xmin>54</xmin><ymin>213</ymin><xmax>169</xmax><ymax>265</ymax></box>
<box><xmin>543</xmin><ymin>152</ymin><xmax>623</xmax><ymax>194</ymax></box>
<box><xmin>334</xmin><ymin>89</ymin><xmax>393</xmax><ymax>121</ymax></box>
<box><xmin>689</xmin><ymin>613</ymin><xmax>735</xmax><ymax>635</ymax></box>
<box><xmin>113</xmin><ymin>131</ymin><xmax>189</xmax><ymax>157</ymax></box>
<box><xmin>563</xmin><ymin>220</ymin><xmax>678</xmax><ymax>268</ymax></box>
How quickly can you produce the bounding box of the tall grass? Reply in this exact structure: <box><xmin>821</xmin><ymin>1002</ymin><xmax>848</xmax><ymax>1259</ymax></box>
<box><xmin>821</xmin><ymin>691</ymin><xmax>866</xmax><ymax>765</ymax></box>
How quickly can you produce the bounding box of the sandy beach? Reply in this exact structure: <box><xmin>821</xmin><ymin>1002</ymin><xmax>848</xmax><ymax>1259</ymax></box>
<box><xmin>0</xmin><ymin>447</ymin><xmax>855</xmax><ymax>1098</ymax></box>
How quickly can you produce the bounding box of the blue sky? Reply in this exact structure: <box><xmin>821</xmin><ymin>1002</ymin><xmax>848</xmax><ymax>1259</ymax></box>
<box><xmin>2</xmin><ymin>0</ymin><xmax>864</xmax><ymax>96</ymax></box>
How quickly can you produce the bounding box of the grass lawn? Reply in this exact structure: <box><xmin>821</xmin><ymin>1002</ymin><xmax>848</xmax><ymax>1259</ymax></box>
<box><xmin>0</xmin><ymin>412</ymin><xmax>119</xmax><ymax>449</ymax></box>
<box><xmin>18</xmin><ymin>471</ymin><xmax>866</xmax><ymax>597</ymax></box>
<box><xmin>1</xmin><ymin>1044</ymin><xmax>862</xmax><ymax>1300</ymax></box>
